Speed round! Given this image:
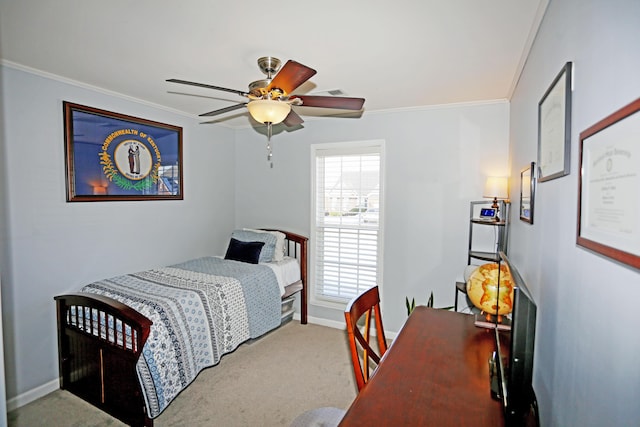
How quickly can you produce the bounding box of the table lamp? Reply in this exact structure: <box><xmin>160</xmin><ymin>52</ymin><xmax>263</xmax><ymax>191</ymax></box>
<box><xmin>483</xmin><ymin>176</ymin><xmax>509</xmax><ymax>221</ymax></box>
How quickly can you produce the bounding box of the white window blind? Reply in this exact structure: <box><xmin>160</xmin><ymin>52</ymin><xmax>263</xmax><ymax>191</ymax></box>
<box><xmin>312</xmin><ymin>142</ymin><xmax>383</xmax><ymax>305</ymax></box>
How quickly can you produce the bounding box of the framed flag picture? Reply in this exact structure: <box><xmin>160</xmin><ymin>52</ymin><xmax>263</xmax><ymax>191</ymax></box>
<box><xmin>64</xmin><ymin>102</ymin><xmax>183</xmax><ymax>202</ymax></box>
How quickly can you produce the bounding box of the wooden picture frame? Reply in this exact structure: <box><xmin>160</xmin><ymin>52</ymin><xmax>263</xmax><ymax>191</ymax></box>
<box><xmin>520</xmin><ymin>162</ymin><xmax>536</xmax><ymax>224</ymax></box>
<box><xmin>577</xmin><ymin>97</ymin><xmax>640</xmax><ymax>270</ymax></box>
<box><xmin>64</xmin><ymin>102</ymin><xmax>183</xmax><ymax>202</ymax></box>
<box><xmin>538</xmin><ymin>62</ymin><xmax>572</xmax><ymax>182</ymax></box>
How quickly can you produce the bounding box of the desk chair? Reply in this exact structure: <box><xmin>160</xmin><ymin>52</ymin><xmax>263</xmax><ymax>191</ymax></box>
<box><xmin>344</xmin><ymin>286</ymin><xmax>387</xmax><ymax>391</ymax></box>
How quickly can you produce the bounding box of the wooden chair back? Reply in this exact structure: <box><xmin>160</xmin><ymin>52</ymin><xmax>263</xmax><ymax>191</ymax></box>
<box><xmin>344</xmin><ymin>286</ymin><xmax>387</xmax><ymax>391</ymax></box>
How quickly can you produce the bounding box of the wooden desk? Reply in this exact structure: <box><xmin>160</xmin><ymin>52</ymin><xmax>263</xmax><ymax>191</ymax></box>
<box><xmin>339</xmin><ymin>306</ymin><xmax>504</xmax><ymax>426</ymax></box>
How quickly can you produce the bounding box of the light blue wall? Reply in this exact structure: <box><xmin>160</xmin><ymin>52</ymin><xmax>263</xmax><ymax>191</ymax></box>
<box><xmin>234</xmin><ymin>102</ymin><xmax>511</xmax><ymax>332</ymax></box>
<box><xmin>508</xmin><ymin>0</ymin><xmax>640</xmax><ymax>425</ymax></box>
<box><xmin>0</xmin><ymin>64</ymin><xmax>236</xmax><ymax>405</ymax></box>
<box><xmin>0</xmin><ymin>56</ymin><xmax>8</xmax><ymax>427</ymax></box>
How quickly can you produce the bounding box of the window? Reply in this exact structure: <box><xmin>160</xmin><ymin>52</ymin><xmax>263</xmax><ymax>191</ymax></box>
<box><xmin>311</xmin><ymin>141</ymin><xmax>384</xmax><ymax>306</ymax></box>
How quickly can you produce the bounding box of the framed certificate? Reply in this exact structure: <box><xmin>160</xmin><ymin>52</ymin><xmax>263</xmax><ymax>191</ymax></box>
<box><xmin>537</xmin><ymin>62</ymin><xmax>572</xmax><ymax>182</ymax></box>
<box><xmin>577</xmin><ymin>97</ymin><xmax>640</xmax><ymax>269</ymax></box>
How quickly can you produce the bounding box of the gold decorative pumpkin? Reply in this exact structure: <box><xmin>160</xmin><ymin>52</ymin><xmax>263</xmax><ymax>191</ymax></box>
<box><xmin>466</xmin><ymin>263</ymin><xmax>514</xmax><ymax>316</ymax></box>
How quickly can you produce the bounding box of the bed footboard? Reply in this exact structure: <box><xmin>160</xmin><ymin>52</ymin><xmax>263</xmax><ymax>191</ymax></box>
<box><xmin>55</xmin><ymin>293</ymin><xmax>153</xmax><ymax>427</ymax></box>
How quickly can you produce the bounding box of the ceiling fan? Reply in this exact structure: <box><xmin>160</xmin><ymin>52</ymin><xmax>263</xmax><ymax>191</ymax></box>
<box><xmin>167</xmin><ymin>56</ymin><xmax>365</xmax><ymax>127</ymax></box>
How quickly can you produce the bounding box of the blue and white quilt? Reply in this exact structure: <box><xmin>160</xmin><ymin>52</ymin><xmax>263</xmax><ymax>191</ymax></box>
<box><xmin>81</xmin><ymin>257</ymin><xmax>281</xmax><ymax>419</ymax></box>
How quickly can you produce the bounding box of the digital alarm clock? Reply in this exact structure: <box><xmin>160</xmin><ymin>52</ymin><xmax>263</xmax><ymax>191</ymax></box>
<box><xmin>480</xmin><ymin>208</ymin><xmax>497</xmax><ymax>219</ymax></box>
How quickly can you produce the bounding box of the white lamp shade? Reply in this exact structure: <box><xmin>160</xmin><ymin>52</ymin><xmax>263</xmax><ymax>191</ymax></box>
<box><xmin>483</xmin><ymin>176</ymin><xmax>509</xmax><ymax>199</ymax></box>
<box><xmin>247</xmin><ymin>99</ymin><xmax>291</xmax><ymax>124</ymax></box>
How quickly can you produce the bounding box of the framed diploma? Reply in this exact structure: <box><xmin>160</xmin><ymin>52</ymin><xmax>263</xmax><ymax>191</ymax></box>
<box><xmin>520</xmin><ymin>162</ymin><xmax>536</xmax><ymax>224</ymax></box>
<box><xmin>64</xmin><ymin>102</ymin><xmax>183</xmax><ymax>202</ymax></box>
<box><xmin>577</xmin><ymin>97</ymin><xmax>640</xmax><ymax>270</ymax></box>
<box><xmin>537</xmin><ymin>62</ymin><xmax>572</xmax><ymax>182</ymax></box>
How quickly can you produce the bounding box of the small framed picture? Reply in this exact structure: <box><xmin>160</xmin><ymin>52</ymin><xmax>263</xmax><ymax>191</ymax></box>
<box><xmin>64</xmin><ymin>102</ymin><xmax>183</xmax><ymax>202</ymax></box>
<box><xmin>520</xmin><ymin>162</ymin><xmax>536</xmax><ymax>224</ymax></box>
<box><xmin>538</xmin><ymin>62</ymin><xmax>572</xmax><ymax>182</ymax></box>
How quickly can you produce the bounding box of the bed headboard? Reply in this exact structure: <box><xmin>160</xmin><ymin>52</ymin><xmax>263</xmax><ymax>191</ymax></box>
<box><xmin>262</xmin><ymin>229</ymin><xmax>308</xmax><ymax>324</ymax></box>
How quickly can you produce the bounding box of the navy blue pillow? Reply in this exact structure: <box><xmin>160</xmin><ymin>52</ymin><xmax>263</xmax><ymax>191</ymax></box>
<box><xmin>224</xmin><ymin>238</ymin><xmax>265</xmax><ymax>264</ymax></box>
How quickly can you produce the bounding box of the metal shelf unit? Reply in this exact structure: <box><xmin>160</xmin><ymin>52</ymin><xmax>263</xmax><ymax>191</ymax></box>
<box><xmin>455</xmin><ymin>200</ymin><xmax>510</xmax><ymax>311</ymax></box>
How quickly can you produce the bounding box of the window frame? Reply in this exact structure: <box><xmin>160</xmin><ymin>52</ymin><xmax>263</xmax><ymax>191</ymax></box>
<box><xmin>310</xmin><ymin>140</ymin><xmax>385</xmax><ymax>310</ymax></box>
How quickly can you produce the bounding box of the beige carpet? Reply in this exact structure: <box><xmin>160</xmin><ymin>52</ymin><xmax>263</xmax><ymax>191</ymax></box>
<box><xmin>8</xmin><ymin>321</ymin><xmax>358</xmax><ymax>427</ymax></box>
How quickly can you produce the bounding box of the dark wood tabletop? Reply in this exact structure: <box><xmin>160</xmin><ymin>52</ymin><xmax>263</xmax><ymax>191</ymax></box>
<box><xmin>339</xmin><ymin>306</ymin><xmax>505</xmax><ymax>426</ymax></box>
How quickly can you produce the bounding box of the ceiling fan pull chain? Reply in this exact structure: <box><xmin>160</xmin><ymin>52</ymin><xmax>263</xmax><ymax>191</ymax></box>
<box><xmin>267</xmin><ymin>123</ymin><xmax>273</xmax><ymax>167</ymax></box>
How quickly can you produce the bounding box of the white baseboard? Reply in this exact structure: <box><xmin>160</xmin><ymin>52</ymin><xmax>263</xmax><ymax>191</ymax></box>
<box><xmin>6</xmin><ymin>379</ymin><xmax>58</xmax><ymax>412</ymax></box>
<box><xmin>293</xmin><ymin>313</ymin><xmax>397</xmax><ymax>339</ymax></box>
<box><xmin>293</xmin><ymin>312</ymin><xmax>345</xmax><ymax>330</ymax></box>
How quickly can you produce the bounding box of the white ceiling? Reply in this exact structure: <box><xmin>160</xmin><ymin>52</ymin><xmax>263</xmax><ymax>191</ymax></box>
<box><xmin>0</xmin><ymin>0</ymin><xmax>547</xmax><ymax>128</ymax></box>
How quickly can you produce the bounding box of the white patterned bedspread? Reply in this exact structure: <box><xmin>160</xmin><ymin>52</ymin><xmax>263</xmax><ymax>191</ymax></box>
<box><xmin>81</xmin><ymin>258</ymin><xmax>281</xmax><ymax>419</ymax></box>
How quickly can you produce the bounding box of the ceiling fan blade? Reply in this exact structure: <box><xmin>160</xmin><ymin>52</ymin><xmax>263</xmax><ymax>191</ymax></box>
<box><xmin>267</xmin><ymin>60</ymin><xmax>317</xmax><ymax>94</ymax></box>
<box><xmin>167</xmin><ymin>79</ymin><xmax>248</xmax><ymax>97</ymax></box>
<box><xmin>291</xmin><ymin>95</ymin><xmax>365</xmax><ymax>110</ymax></box>
<box><xmin>199</xmin><ymin>103</ymin><xmax>247</xmax><ymax>117</ymax></box>
<box><xmin>283</xmin><ymin>109</ymin><xmax>304</xmax><ymax>127</ymax></box>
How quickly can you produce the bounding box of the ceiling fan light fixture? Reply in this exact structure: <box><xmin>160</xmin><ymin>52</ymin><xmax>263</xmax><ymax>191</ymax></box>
<box><xmin>247</xmin><ymin>99</ymin><xmax>291</xmax><ymax>125</ymax></box>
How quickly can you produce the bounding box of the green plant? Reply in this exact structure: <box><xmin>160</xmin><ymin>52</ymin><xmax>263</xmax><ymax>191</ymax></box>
<box><xmin>406</xmin><ymin>292</ymin><xmax>454</xmax><ymax>316</ymax></box>
<box><xmin>405</xmin><ymin>296</ymin><xmax>416</xmax><ymax>315</ymax></box>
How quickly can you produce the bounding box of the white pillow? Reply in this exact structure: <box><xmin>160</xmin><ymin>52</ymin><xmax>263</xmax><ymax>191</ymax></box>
<box><xmin>243</xmin><ymin>228</ymin><xmax>286</xmax><ymax>262</ymax></box>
